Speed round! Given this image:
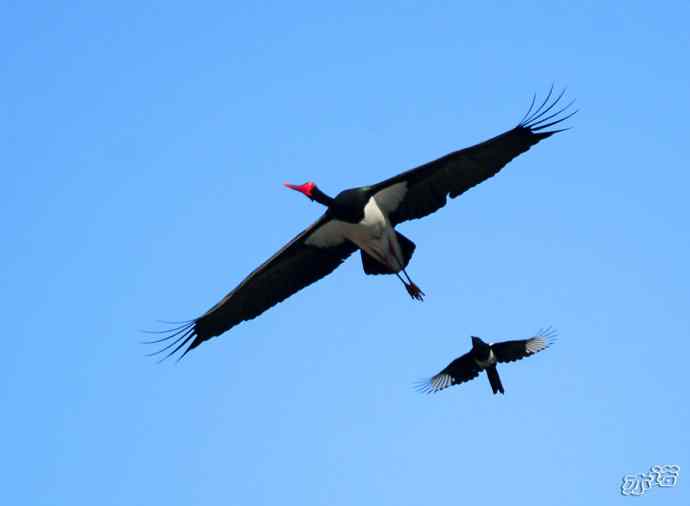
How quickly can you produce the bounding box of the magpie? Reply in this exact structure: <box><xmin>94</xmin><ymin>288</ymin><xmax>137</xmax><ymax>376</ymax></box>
<box><xmin>417</xmin><ymin>327</ymin><xmax>556</xmax><ymax>395</ymax></box>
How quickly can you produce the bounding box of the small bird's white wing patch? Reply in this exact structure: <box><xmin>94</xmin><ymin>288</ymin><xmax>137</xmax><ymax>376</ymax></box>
<box><xmin>525</xmin><ymin>337</ymin><xmax>547</xmax><ymax>354</ymax></box>
<box><xmin>526</xmin><ymin>326</ymin><xmax>558</xmax><ymax>354</ymax></box>
<box><xmin>373</xmin><ymin>182</ymin><xmax>408</xmax><ymax>216</ymax></box>
<box><xmin>415</xmin><ymin>373</ymin><xmax>454</xmax><ymax>394</ymax></box>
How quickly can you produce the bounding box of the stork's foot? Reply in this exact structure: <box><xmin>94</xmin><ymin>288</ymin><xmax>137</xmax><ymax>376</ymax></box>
<box><xmin>405</xmin><ymin>282</ymin><xmax>425</xmax><ymax>301</ymax></box>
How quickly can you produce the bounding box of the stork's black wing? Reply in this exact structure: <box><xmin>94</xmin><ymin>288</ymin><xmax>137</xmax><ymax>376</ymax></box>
<box><xmin>416</xmin><ymin>351</ymin><xmax>481</xmax><ymax>393</ymax></box>
<box><xmin>371</xmin><ymin>88</ymin><xmax>576</xmax><ymax>226</ymax></box>
<box><xmin>147</xmin><ymin>213</ymin><xmax>357</xmax><ymax>360</ymax></box>
<box><xmin>492</xmin><ymin>327</ymin><xmax>557</xmax><ymax>364</ymax></box>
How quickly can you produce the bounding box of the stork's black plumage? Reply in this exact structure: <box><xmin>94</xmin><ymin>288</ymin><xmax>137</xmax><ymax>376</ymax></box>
<box><xmin>416</xmin><ymin>327</ymin><xmax>557</xmax><ymax>395</ymax></box>
<box><xmin>148</xmin><ymin>89</ymin><xmax>575</xmax><ymax>359</ymax></box>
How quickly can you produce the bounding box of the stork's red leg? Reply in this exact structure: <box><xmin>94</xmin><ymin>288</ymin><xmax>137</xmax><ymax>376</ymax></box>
<box><xmin>387</xmin><ymin>236</ymin><xmax>424</xmax><ymax>301</ymax></box>
<box><xmin>395</xmin><ymin>272</ymin><xmax>425</xmax><ymax>301</ymax></box>
<box><xmin>402</xmin><ymin>268</ymin><xmax>425</xmax><ymax>301</ymax></box>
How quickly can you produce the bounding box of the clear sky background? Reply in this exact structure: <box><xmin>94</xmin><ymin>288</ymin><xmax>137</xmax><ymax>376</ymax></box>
<box><xmin>2</xmin><ymin>2</ymin><xmax>689</xmax><ymax>505</ymax></box>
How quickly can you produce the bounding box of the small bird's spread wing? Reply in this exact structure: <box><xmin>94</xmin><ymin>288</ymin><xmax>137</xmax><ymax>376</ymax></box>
<box><xmin>492</xmin><ymin>327</ymin><xmax>557</xmax><ymax>364</ymax></box>
<box><xmin>372</xmin><ymin>88</ymin><xmax>576</xmax><ymax>226</ymax></box>
<box><xmin>147</xmin><ymin>214</ymin><xmax>357</xmax><ymax>360</ymax></box>
<box><xmin>416</xmin><ymin>352</ymin><xmax>481</xmax><ymax>393</ymax></box>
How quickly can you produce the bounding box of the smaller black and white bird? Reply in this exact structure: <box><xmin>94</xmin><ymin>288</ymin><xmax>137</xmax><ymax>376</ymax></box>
<box><xmin>417</xmin><ymin>327</ymin><xmax>557</xmax><ymax>395</ymax></box>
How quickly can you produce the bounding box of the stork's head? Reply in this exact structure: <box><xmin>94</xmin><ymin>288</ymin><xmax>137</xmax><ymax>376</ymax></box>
<box><xmin>284</xmin><ymin>181</ymin><xmax>333</xmax><ymax>207</ymax></box>
<box><xmin>284</xmin><ymin>181</ymin><xmax>317</xmax><ymax>200</ymax></box>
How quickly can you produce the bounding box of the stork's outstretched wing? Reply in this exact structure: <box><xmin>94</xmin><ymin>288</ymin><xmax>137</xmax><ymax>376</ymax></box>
<box><xmin>146</xmin><ymin>214</ymin><xmax>357</xmax><ymax>360</ymax></box>
<box><xmin>372</xmin><ymin>88</ymin><xmax>576</xmax><ymax>225</ymax></box>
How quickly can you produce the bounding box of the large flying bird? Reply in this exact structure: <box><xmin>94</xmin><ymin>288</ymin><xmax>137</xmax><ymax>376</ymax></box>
<box><xmin>417</xmin><ymin>327</ymin><xmax>557</xmax><ymax>395</ymax></box>
<box><xmin>149</xmin><ymin>89</ymin><xmax>574</xmax><ymax>359</ymax></box>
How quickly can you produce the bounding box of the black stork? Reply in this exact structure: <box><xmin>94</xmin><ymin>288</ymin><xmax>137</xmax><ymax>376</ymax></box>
<box><xmin>149</xmin><ymin>89</ymin><xmax>575</xmax><ymax>359</ymax></box>
<box><xmin>416</xmin><ymin>327</ymin><xmax>557</xmax><ymax>395</ymax></box>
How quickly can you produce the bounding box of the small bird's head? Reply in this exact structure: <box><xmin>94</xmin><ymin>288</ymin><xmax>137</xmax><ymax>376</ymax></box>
<box><xmin>471</xmin><ymin>336</ymin><xmax>491</xmax><ymax>361</ymax></box>
<box><xmin>471</xmin><ymin>336</ymin><xmax>489</xmax><ymax>349</ymax></box>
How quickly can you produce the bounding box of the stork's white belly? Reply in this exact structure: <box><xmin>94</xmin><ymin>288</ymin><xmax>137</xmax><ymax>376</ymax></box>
<box><xmin>305</xmin><ymin>196</ymin><xmax>405</xmax><ymax>272</ymax></box>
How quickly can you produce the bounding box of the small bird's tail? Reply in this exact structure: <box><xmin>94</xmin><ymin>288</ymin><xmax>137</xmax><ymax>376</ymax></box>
<box><xmin>486</xmin><ymin>365</ymin><xmax>504</xmax><ymax>395</ymax></box>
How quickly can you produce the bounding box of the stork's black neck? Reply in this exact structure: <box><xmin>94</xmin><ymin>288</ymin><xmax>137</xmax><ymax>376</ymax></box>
<box><xmin>307</xmin><ymin>185</ymin><xmax>374</xmax><ymax>224</ymax></box>
<box><xmin>311</xmin><ymin>186</ymin><xmax>335</xmax><ymax>207</ymax></box>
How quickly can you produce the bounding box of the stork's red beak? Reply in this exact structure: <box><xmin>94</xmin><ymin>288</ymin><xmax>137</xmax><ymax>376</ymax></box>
<box><xmin>284</xmin><ymin>181</ymin><xmax>316</xmax><ymax>198</ymax></box>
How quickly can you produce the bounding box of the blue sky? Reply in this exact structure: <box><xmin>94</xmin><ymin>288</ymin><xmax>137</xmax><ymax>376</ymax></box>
<box><xmin>2</xmin><ymin>1</ymin><xmax>689</xmax><ymax>504</ymax></box>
